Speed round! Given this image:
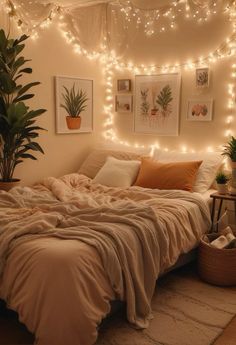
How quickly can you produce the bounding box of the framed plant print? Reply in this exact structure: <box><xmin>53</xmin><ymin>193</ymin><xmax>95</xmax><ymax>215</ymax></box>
<box><xmin>115</xmin><ymin>95</ymin><xmax>133</xmax><ymax>112</ymax></box>
<box><xmin>117</xmin><ymin>79</ymin><xmax>131</xmax><ymax>92</ymax></box>
<box><xmin>196</xmin><ymin>68</ymin><xmax>210</xmax><ymax>88</ymax></box>
<box><xmin>134</xmin><ymin>73</ymin><xmax>181</xmax><ymax>136</ymax></box>
<box><xmin>187</xmin><ymin>99</ymin><xmax>213</xmax><ymax>121</ymax></box>
<box><xmin>55</xmin><ymin>76</ymin><xmax>93</xmax><ymax>134</ymax></box>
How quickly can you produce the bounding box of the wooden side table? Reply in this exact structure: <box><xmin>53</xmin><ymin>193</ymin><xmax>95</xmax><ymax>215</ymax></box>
<box><xmin>210</xmin><ymin>192</ymin><xmax>236</xmax><ymax>232</ymax></box>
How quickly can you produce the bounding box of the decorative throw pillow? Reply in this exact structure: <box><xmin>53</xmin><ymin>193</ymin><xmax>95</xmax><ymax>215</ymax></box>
<box><xmin>134</xmin><ymin>158</ymin><xmax>202</xmax><ymax>192</ymax></box>
<box><xmin>153</xmin><ymin>149</ymin><xmax>223</xmax><ymax>193</ymax></box>
<box><xmin>93</xmin><ymin>156</ymin><xmax>141</xmax><ymax>188</ymax></box>
<box><xmin>78</xmin><ymin>149</ymin><xmax>142</xmax><ymax>179</ymax></box>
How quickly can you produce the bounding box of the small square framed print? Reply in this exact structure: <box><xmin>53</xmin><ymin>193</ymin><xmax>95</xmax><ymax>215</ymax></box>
<box><xmin>196</xmin><ymin>68</ymin><xmax>210</xmax><ymax>88</ymax></box>
<box><xmin>187</xmin><ymin>99</ymin><xmax>213</xmax><ymax>121</ymax></box>
<box><xmin>115</xmin><ymin>95</ymin><xmax>133</xmax><ymax>112</ymax></box>
<box><xmin>117</xmin><ymin>79</ymin><xmax>131</xmax><ymax>92</ymax></box>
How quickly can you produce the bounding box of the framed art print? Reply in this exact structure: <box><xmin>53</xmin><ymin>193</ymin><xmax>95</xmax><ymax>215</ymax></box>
<box><xmin>187</xmin><ymin>99</ymin><xmax>213</xmax><ymax>121</ymax></box>
<box><xmin>115</xmin><ymin>94</ymin><xmax>133</xmax><ymax>112</ymax></box>
<box><xmin>134</xmin><ymin>73</ymin><xmax>181</xmax><ymax>136</ymax></box>
<box><xmin>117</xmin><ymin>79</ymin><xmax>131</xmax><ymax>92</ymax></box>
<box><xmin>55</xmin><ymin>76</ymin><xmax>93</xmax><ymax>134</ymax></box>
<box><xmin>196</xmin><ymin>68</ymin><xmax>210</xmax><ymax>88</ymax></box>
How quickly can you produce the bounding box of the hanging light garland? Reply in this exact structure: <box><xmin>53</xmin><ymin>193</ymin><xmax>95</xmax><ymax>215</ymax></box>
<box><xmin>118</xmin><ymin>0</ymin><xmax>235</xmax><ymax>36</ymax></box>
<box><xmin>1</xmin><ymin>0</ymin><xmax>235</xmax><ymax>153</ymax></box>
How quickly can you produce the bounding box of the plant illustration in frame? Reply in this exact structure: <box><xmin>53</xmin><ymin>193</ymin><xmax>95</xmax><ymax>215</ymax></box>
<box><xmin>60</xmin><ymin>84</ymin><xmax>88</xmax><ymax>130</ymax></box>
<box><xmin>196</xmin><ymin>68</ymin><xmax>210</xmax><ymax>88</ymax></box>
<box><xmin>140</xmin><ymin>88</ymin><xmax>150</xmax><ymax>115</ymax></box>
<box><xmin>55</xmin><ymin>76</ymin><xmax>93</xmax><ymax>134</ymax></box>
<box><xmin>135</xmin><ymin>74</ymin><xmax>181</xmax><ymax>136</ymax></box>
<box><xmin>156</xmin><ymin>85</ymin><xmax>173</xmax><ymax>117</ymax></box>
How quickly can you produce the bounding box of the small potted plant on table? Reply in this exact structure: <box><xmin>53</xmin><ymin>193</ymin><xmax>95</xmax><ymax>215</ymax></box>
<box><xmin>222</xmin><ymin>136</ymin><xmax>236</xmax><ymax>195</ymax></box>
<box><xmin>215</xmin><ymin>172</ymin><xmax>229</xmax><ymax>194</ymax></box>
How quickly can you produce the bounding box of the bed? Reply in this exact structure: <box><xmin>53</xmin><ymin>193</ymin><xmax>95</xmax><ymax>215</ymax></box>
<box><xmin>0</xmin><ymin>149</ymin><xmax>222</xmax><ymax>345</ymax></box>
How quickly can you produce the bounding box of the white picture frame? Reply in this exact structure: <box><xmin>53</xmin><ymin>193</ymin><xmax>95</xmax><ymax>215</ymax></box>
<box><xmin>55</xmin><ymin>76</ymin><xmax>93</xmax><ymax>134</ymax></box>
<box><xmin>117</xmin><ymin>79</ymin><xmax>131</xmax><ymax>92</ymax></box>
<box><xmin>196</xmin><ymin>68</ymin><xmax>210</xmax><ymax>88</ymax></box>
<box><xmin>134</xmin><ymin>73</ymin><xmax>181</xmax><ymax>136</ymax></box>
<box><xmin>187</xmin><ymin>99</ymin><xmax>213</xmax><ymax>121</ymax></box>
<box><xmin>115</xmin><ymin>94</ymin><xmax>133</xmax><ymax>113</ymax></box>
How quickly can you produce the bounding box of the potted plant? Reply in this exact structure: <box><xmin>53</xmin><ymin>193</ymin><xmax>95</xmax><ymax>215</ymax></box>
<box><xmin>215</xmin><ymin>172</ymin><xmax>229</xmax><ymax>194</ymax></box>
<box><xmin>156</xmin><ymin>84</ymin><xmax>173</xmax><ymax>117</ymax></box>
<box><xmin>0</xmin><ymin>29</ymin><xmax>46</xmax><ymax>191</ymax></box>
<box><xmin>222</xmin><ymin>136</ymin><xmax>236</xmax><ymax>167</ymax></box>
<box><xmin>60</xmin><ymin>84</ymin><xmax>88</xmax><ymax>130</ymax></box>
<box><xmin>222</xmin><ymin>136</ymin><xmax>236</xmax><ymax>195</ymax></box>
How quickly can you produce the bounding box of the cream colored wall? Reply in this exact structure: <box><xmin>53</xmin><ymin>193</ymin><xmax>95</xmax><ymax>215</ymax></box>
<box><xmin>0</xmin><ymin>9</ymin><xmax>235</xmax><ymax>185</ymax></box>
<box><xmin>0</xmin><ymin>11</ymin><xmax>104</xmax><ymax>185</ymax></box>
<box><xmin>112</xmin><ymin>13</ymin><xmax>234</xmax><ymax>152</ymax></box>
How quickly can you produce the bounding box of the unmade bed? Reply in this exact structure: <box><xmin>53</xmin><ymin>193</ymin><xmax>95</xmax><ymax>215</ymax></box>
<box><xmin>0</xmin><ymin>172</ymin><xmax>212</xmax><ymax>345</ymax></box>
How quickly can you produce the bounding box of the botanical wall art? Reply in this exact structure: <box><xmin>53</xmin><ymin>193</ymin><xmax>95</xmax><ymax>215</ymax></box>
<box><xmin>196</xmin><ymin>68</ymin><xmax>210</xmax><ymax>88</ymax></box>
<box><xmin>117</xmin><ymin>79</ymin><xmax>131</xmax><ymax>92</ymax></box>
<box><xmin>115</xmin><ymin>95</ymin><xmax>133</xmax><ymax>112</ymax></box>
<box><xmin>134</xmin><ymin>73</ymin><xmax>181</xmax><ymax>136</ymax></box>
<box><xmin>55</xmin><ymin>76</ymin><xmax>93</xmax><ymax>134</ymax></box>
<box><xmin>187</xmin><ymin>99</ymin><xmax>213</xmax><ymax>121</ymax></box>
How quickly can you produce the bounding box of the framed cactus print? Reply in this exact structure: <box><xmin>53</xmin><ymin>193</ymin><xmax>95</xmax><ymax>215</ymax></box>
<box><xmin>134</xmin><ymin>73</ymin><xmax>181</xmax><ymax>136</ymax></box>
<box><xmin>55</xmin><ymin>76</ymin><xmax>93</xmax><ymax>134</ymax></box>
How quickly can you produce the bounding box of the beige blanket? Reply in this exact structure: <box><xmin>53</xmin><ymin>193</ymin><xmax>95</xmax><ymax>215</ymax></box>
<box><xmin>0</xmin><ymin>174</ymin><xmax>211</xmax><ymax>345</ymax></box>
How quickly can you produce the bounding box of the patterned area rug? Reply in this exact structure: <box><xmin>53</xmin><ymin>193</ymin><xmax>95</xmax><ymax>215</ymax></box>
<box><xmin>96</xmin><ymin>267</ymin><xmax>236</xmax><ymax>345</ymax></box>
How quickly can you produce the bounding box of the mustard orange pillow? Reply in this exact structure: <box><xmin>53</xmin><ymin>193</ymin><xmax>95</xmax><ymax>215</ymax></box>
<box><xmin>134</xmin><ymin>158</ymin><xmax>202</xmax><ymax>192</ymax></box>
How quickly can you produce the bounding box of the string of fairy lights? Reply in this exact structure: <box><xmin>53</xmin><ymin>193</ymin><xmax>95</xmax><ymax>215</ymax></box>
<box><xmin>1</xmin><ymin>0</ymin><xmax>236</xmax><ymax>153</ymax></box>
<box><xmin>118</xmin><ymin>0</ymin><xmax>234</xmax><ymax>36</ymax></box>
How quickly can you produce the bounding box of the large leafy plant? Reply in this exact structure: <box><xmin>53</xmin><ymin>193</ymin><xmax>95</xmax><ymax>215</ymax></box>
<box><xmin>222</xmin><ymin>136</ymin><xmax>236</xmax><ymax>162</ymax></box>
<box><xmin>60</xmin><ymin>84</ymin><xmax>88</xmax><ymax>118</ymax></box>
<box><xmin>156</xmin><ymin>84</ymin><xmax>173</xmax><ymax>111</ymax></box>
<box><xmin>0</xmin><ymin>29</ymin><xmax>46</xmax><ymax>182</ymax></box>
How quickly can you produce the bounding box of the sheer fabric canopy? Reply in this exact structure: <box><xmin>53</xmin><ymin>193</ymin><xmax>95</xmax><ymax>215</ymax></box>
<box><xmin>7</xmin><ymin>0</ymin><xmax>234</xmax><ymax>60</ymax></box>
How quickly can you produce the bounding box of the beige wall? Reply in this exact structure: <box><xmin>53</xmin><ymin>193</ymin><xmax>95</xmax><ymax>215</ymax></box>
<box><xmin>1</xmin><ymin>11</ymin><xmax>105</xmax><ymax>185</ymax></box>
<box><xmin>111</xmin><ymin>13</ymin><xmax>234</xmax><ymax>152</ymax></box>
<box><xmin>0</xmin><ymin>9</ymin><xmax>235</xmax><ymax>185</ymax></box>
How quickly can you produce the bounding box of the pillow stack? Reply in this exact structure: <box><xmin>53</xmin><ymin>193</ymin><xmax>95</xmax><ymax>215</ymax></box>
<box><xmin>79</xmin><ymin>148</ymin><xmax>223</xmax><ymax>192</ymax></box>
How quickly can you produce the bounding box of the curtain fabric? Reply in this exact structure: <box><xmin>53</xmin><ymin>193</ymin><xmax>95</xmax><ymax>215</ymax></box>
<box><xmin>6</xmin><ymin>0</ymin><xmax>234</xmax><ymax>58</ymax></box>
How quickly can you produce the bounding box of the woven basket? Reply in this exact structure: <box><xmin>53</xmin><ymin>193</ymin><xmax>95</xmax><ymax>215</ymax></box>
<box><xmin>198</xmin><ymin>233</ymin><xmax>236</xmax><ymax>286</ymax></box>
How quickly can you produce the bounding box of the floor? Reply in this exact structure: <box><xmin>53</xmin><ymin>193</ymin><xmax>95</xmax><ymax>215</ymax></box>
<box><xmin>0</xmin><ymin>264</ymin><xmax>235</xmax><ymax>345</ymax></box>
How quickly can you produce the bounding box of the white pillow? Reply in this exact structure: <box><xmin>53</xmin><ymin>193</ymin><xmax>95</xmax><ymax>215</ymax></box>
<box><xmin>153</xmin><ymin>149</ymin><xmax>223</xmax><ymax>193</ymax></box>
<box><xmin>93</xmin><ymin>156</ymin><xmax>140</xmax><ymax>188</ymax></box>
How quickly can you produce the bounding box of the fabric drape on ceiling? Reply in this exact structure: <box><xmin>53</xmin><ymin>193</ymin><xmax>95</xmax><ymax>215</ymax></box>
<box><xmin>7</xmin><ymin>0</ymin><xmax>234</xmax><ymax>58</ymax></box>
<box><xmin>11</xmin><ymin>1</ymin><xmax>55</xmax><ymax>28</ymax></box>
<box><xmin>10</xmin><ymin>0</ymin><xmax>139</xmax><ymax>58</ymax></box>
<box><xmin>63</xmin><ymin>3</ymin><xmax>108</xmax><ymax>54</ymax></box>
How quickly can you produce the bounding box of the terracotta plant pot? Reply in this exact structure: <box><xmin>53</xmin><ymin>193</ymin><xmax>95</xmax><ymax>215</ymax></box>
<box><xmin>216</xmin><ymin>183</ymin><xmax>228</xmax><ymax>195</ymax></box>
<box><xmin>0</xmin><ymin>179</ymin><xmax>20</xmax><ymax>191</ymax></box>
<box><xmin>66</xmin><ymin>116</ymin><xmax>81</xmax><ymax>130</ymax></box>
<box><xmin>230</xmin><ymin>161</ymin><xmax>236</xmax><ymax>169</ymax></box>
<box><xmin>151</xmin><ymin>109</ymin><xmax>157</xmax><ymax>115</ymax></box>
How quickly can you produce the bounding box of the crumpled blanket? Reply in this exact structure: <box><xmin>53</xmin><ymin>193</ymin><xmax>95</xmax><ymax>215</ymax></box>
<box><xmin>0</xmin><ymin>174</ymin><xmax>211</xmax><ymax>345</ymax></box>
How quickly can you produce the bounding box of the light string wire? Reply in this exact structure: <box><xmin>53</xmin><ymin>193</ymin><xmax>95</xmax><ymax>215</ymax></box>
<box><xmin>117</xmin><ymin>0</ymin><xmax>234</xmax><ymax>36</ymax></box>
<box><xmin>1</xmin><ymin>0</ymin><xmax>236</xmax><ymax>153</ymax></box>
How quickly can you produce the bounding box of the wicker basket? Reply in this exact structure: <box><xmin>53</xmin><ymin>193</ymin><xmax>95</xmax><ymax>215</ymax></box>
<box><xmin>198</xmin><ymin>233</ymin><xmax>236</xmax><ymax>286</ymax></box>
